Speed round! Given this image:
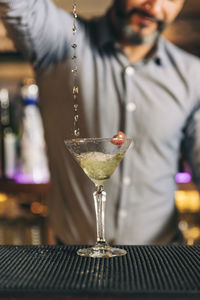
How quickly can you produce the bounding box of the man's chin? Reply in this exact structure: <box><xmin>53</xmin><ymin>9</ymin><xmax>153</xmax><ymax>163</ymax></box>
<box><xmin>121</xmin><ymin>25</ymin><xmax>161</xmax><ymax>45</ymax></box>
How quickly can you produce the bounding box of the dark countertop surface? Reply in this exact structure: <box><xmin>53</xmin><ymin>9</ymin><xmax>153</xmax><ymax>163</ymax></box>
<box><xmin>0</xmin><ymin>245</ymin><xmax>199</xmax><ymax>299</ymax></box>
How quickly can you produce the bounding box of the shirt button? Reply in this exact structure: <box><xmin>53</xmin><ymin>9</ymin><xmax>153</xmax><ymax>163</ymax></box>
<box><xmin>126</xmin><ymin>102</ymin><xmax>136</xmax><ymax>112</ymax></box>
<box><xmin>125</xmin><ymin>66</ymin><xmax>135</xmax><ymax>76</ymax></box>
<box><xmin>119</xmin><ymin>209</ymin><xmax>128</xmax><ymax>218</ymax></box>
<box><xmin>123</xmin><ymin>176</ymin><xmax>131</xmax><ymax>186</ymax></box>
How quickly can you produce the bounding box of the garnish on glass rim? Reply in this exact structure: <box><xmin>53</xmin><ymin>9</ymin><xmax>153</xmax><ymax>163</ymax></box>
<box><xmin>111</xmin><ymin>131</ymin><xmax>126</xmax><ymax>146</ymax></box>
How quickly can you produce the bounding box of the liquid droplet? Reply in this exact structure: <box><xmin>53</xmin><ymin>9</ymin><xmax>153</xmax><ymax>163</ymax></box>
<box><xmin>74</xmin><ymin>115</ymin><xmax>79</xmax><ymax>122</ymax></box>
<box><xmin>73</xmin><ymin>95</ymin><xmax>77</xmax><ymax>101</ymax></box>
<box><xmin>74</xmin><ymin>129</ymin><xmax>80</xmax><ymax>137</ymax></box>
<box><xmin>73</xmin><ymin>87</ymin><xmax>79</xmax><ymax>95</ymax></box>
<box><xmin>71</xmin><ymin>67</ymin><xmax>78</xmax><ymax>73</ymax></box>
<box><xmin>72</xmin><ymin>43</ymin><xmax>77</xmax><ymax>49</ymax></box>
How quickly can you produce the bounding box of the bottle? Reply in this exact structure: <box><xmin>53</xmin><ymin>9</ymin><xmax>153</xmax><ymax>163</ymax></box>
<box><xmin>15</xmin><ymin>79</ymin><xmax>50</xmax><ymax>184</ymax></box>
<box><xmin>0</xmin><ymin>89</ymin><xmax>17</xmax><ymax>179</ymax></box>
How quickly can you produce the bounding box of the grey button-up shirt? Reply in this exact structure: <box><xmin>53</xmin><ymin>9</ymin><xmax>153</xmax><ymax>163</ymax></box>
<box><xmin>1</xmin><ymin>0</ymin><xmax>200</xmax><ymax>245</ymax></box>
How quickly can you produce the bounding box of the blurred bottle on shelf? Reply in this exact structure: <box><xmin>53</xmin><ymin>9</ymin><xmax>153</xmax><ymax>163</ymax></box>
<box><xmin>15</xmin><ymin>78</ymin><xmax>50</xmax><ymax>184</ymax></box>
<box><xmin>0</xmin><ymin>88</ymin><xmax>17</xmax><ymax>180</ymax></box>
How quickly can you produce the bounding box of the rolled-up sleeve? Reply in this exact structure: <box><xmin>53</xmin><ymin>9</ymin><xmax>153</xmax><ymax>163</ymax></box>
<box><xmin>0</xmin><ymin>0</ymin><xmax>76</xmax><ymax>69</ymax></box>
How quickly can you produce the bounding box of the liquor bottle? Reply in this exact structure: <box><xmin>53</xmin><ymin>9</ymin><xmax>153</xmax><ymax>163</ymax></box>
<box><xmin>0</xmin><ymin>89</ymin><xmax>17</xmax><ymax>179</ymax></box>
<box><xmin>15</xmin><ymin>79</ymin><xmax>50</xmax><ymax>183</ymax></box>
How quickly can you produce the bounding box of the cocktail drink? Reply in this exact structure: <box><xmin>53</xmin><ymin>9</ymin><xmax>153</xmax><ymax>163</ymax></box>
<box><xmin>64</xmin><ymin>137</ymin><xmax>133</xmax><ymax>258</ymax></box>
<box><xmin>75</xmin><ymin>151</ymin><xmax>124</xmax><ymax>185</ymax></box>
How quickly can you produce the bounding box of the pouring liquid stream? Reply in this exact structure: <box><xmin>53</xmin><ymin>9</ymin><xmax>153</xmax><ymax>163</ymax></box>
<box><xmin>72</xmin><ymin>1</ymin><xmax>80</xmax><ymax>137</ymax></box>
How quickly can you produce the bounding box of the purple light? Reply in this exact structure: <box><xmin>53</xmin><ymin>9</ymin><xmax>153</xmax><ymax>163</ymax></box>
<box><xmin>175</xmin><ymin>172</ymin><xmax>192</xmax><ymax>183</ymax></box>
<box><xmin>14</xmin><ymin>172</ymin><xmax>49</xmax><ymax>184</ymax></box>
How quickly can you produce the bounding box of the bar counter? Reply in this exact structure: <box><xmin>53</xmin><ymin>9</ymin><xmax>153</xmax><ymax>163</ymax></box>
<box><xmin>0</xmin><ymin>245</ymin><xmax>199</xmax><ymax>299</ymax></box>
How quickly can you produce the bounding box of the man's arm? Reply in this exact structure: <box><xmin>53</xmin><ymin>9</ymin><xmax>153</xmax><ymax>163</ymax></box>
<box><xmin>0</xmin><ymin>0</ymin><xmax>78</xmax><ymax>69</ymax></box>
<box><xmin>178</xmin><ymin>54</ymin><xmax>200</xmax><ymax>190</ymax></box>
<box><xmin>181</xmin><ymin>103</ymin><xmax>200</xmax><ymax>188</ymax></box>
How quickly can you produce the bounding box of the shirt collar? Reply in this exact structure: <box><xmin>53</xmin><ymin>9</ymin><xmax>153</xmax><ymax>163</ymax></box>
<box><xmin>148</xmin><ymin>37</ymin><xmax>167</xmax><ymax>66</ymax></box>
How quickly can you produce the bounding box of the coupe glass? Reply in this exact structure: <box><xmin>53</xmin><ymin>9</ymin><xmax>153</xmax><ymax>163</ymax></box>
<box><xmin>64</xmin><ymin>137</ymin><xmax>133</xmax><ymax>258</ymax></box>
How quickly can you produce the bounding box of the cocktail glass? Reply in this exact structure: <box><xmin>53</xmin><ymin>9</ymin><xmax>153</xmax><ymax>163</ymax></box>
<box><xmin>64</xmin><ymin>137</ymin><xmax>133</xmax><ymax>258</ymax></box>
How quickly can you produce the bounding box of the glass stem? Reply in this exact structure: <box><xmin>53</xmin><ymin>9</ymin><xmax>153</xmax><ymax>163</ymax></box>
<box><xmin>93</xmin><ymin>185</ymin><xmax>107</xmax><ymax>245</ymax></box>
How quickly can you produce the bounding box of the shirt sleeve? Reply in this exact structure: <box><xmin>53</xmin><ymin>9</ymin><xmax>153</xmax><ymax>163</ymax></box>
<box><xmin>179</xmin><ymin>53</ymin><xmax>200</xmax><ymax>190</ymax></box>
<box><xmin>181</xmin><ymin>103</ymin><xmax>200</xmax><ymax>189</ymax></box>
<box><xmin>0</xmin><ymin>0</ymin><xmax>80</xmax><ymax>69</ymax></box>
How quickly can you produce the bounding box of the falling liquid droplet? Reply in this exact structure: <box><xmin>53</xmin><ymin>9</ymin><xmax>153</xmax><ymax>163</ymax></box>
<box><xmin>71</xmin><ymin>67</ymin><xmax>78</xmax><ymax>73</ymax></box>
<box><xmin>74</xmin><ymin>129</ymin><xmax>80</xmax><ymax>137</ymax></box>
<box><xmin>73</xmin><ymin>87</ymin><xmax>79</xmax><ymax>95</ymax></box>
<box><xmin>72</xmin><ymin>43</ymin><xmax>77</xmax><ymax>49</ymax></box>
<box><xmin>74</xmin><ymin>115</ymin><xmax>79</xmax><ymax>122</ymax></box>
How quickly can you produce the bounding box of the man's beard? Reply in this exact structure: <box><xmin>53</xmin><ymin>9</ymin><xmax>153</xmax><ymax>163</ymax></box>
<box><xmin>113</xmin><ymin>2</ymin><xmax>166</xmax><ymax>45</ymax></box>
<box><xmin>121</xmin><ymin>23</ymin><xmax>162</xmax><ymax>45</ymax></box>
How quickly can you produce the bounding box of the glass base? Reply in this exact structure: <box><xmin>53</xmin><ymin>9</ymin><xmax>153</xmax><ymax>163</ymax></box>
<box><xmin>77</xmin><ymin>244</ymin><xmax>127</xmax><ymax>258</ymax></box>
